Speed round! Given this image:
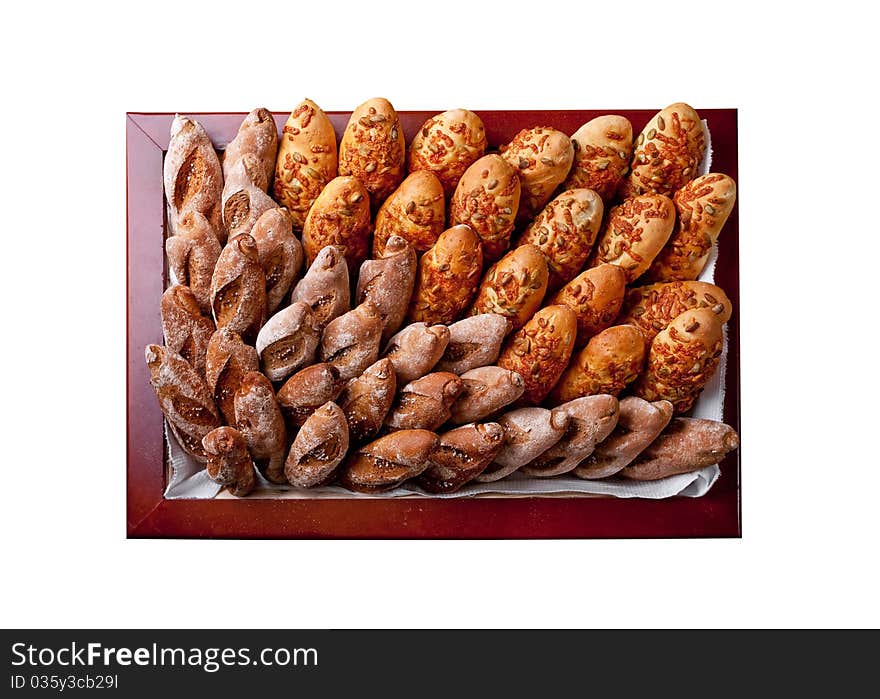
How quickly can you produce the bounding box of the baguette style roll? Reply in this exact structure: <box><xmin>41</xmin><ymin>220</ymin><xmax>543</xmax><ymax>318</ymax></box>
<box><xmin>205</xmin><ymin>328</ymin><xmax>260</xmax><ymax>426</ymax></box>
<box><xmin>382</xmin><ymin>322</ymin><xmax>449</xmax><ymax>384</ymax></box>
<box><xmin>249</xmin><ymin>207</ymin><xmax>303</xmax><ymax>314</ymax></box>
<box><xmin>319</xmin><ymin>301</ymin><xmax>384</xmax><ymax>380</ymax></box>
<box><xmin>449</xmin><ymin>367</ymin><xmax>524</xmax><ymax>424</ymax></box>
<box><xmin>202</xmin><ymin>426</ymin><xmax>256</xmax><ymax>497</ymax></box>
<box><xmin>337</xmin><ymin>358</ymin><xmax>396</xmax><ymax>443</ymax></box>
<box><xmin>222</xmin><ymin>108</ymin><xmax>278</xmax><ymax>192</ymax></box>
<box><xmin>284</xmin><ymin>402</ymin><xmax>350</xmax><ymax>488</ymax></box>
<box><xmin>384</xmin><ymin>372</ymin><xmax>464</xmax><ymax>432</ymax></box>
<box><xmin>339</xmin><ymin>429</ymin><xmax>439</xmax><ymax>493</ymax></box>
<box><xmin>165</xmin><ymin>210</ymin><xmax>222</xmax><ymax>313</ymax></box>
<box><xmin>276</xmin><ymin>363</ymin><xmax>345</xmax><ymax>427</ymax></box>
<box><xmin>233</xmin><ymin>371</ymin><xmax>287</xmax><ymax>483</ymax></box>
<box><xmin>222</xmin><ymin>154</ymin><xmax>278</xmax><ymax>241</ymax></box>
<box><xmin>209</xmin><ymin>234</ymin><xmax>267</xmax><ymax>343</ymax></box>
<box><xmin>289</xmin><ymin>245</ymin><xmax>350</xmax><ymax>333</ymax></box>
<box><xmin>160</xmin><ymin>285</ymin><xmax>215</xmax><ymax>379</ymax></box>
<box><xmin>435</xmin><ymin>313</ymin><xmax>509</xmax><ymax>375</ymax></box>
<box><xmin>356</xmin><ymin>235</ymin><xmax>417</xmax><ymax>343</ymax></box>
<box><xmin>255</xmin><ymin>301</ymin><xmax>319</xmax><ymax>382</ymax></box>
<box><xmin>407</xmin><ymin>109</ymin><xmax>487</xmax><ymax>197</ymax></box>
<box><xmin>418</xmin><ymin>422</ymin><xmax>505</xmax><ymax>493</ymax></box>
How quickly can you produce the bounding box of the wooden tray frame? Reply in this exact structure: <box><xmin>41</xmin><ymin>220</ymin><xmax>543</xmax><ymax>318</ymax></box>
<box><xmin>126</xmin><ymin>108</ymin><xmax>740</xmax><ymax>538</ymax></box>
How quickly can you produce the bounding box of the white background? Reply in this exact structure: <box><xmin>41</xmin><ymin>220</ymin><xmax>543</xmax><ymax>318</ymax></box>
<box><xmin>1</xmin><ymin>0</ymin><xmax>877</xmax><ymax>628</ymax></box>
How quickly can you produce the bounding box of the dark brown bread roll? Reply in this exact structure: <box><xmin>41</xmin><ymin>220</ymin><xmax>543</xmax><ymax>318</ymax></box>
<box><xmin>449</xmin><ymin>367</ymin><xmax>524</xmax><ymax>424</ymax></box>
<box><xmin>418</xmin><ymin>422</ymin><xmax>505</xmax><ymax>493</ymax></box>
<box><xmin>233</xmin><ymin>371</ymin><xmax>287</xmax><ymax>484</ymax></box>
<box><xmin>165</xmin><ymin>210</ymin><xmax>222</xmax><ymax>313</ymax></box>
<box><xmin>202</xmin><ymin>426</ymin><xmax>256</xmax><ymax>497</ymax></box>
<box><xmin>339</xmin><ymin>429</ymin><xmax>439</xmax><ymax>493</ymax></box>
<box><xmin>356</xmin><ymin>235</ymin><xmax>417</xmax><ymax>343</ymax></box>
<box><xmin>276</xmin><ymin>363</ymin><xmax>345</xmax><ymax>427</ymax></box>
<box><xmin>337</xmin><ymin>358</ymin><xmax>397</xmax><ymax>443</ymax></box>
<box><xmin>255</xmin><ymin>301</ymin><xmax>319</xmax><ymax>382</ymax></box>
<box><xmin>249</xmin><ymin>207</ymin><xmax>304</xmax><ymax>314</ymax></box>
<box><xmin>384</xmin><ymin>372</ymin><xmax>464</xmax><ymax>432</ymax></box>
<box><xmin>210</xmin><ymin>234</ymin><xmax>267</xmax><ymax>343</ymax></box>
<box><xmin>205</xmin><ymin>328</ymin><xmax>260</xmax><ymax>425</ymax></box>
<box><xmin>382</xmin><ymin>322</ymin><xmax>449</xmax><ymax>384</ymax></box>
<box><xmin>289</xmin><ymin>245</ymin><xmax>350</xmax><ymax>333</ymax></box>
<box><xmin>222</xmin><ymin>107</ymin><xmax>278</xmax><ymax>192</ymax></box>
<box><xmin>435</xmin><ymin>313</ymin><xmax>509</xmax><ymax>374</ymax></box>
<box><xmin>221</xmin><ymin>154</ymin><xmax>278</xmax><ymax>241</ymax></box>
<box><xmin>284</xmin><ymin>402</ymin><xmax>350</xmax><ymax>488</ymax></box>
<box><xmin>160</xmin><ymin>285</ymin><xmax>214</xmax><ymax>379</ymax></box>
<box><xmin>319</xmin><ymin>301</ymin><xmax>383</xmax><ymax>380</ymax></box>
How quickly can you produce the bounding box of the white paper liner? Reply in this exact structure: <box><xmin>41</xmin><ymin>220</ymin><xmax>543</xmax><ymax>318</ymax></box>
<box><xmin>164</xmin><ymin>118</ymin><xmax>728</xmax><ymax>500</ymax></box>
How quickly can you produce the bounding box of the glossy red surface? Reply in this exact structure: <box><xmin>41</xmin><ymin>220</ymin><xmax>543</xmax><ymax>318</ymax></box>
<box><xmin>127</xmin><ymin>108</ymin><xmax>740</xmax><ymax>538</ymax></box>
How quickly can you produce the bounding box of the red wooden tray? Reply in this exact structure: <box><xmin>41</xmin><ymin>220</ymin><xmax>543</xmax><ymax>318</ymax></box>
<box><xmin>127</xmin><ymin>108</ymin><xmax>740</xmax><ymax>538</ymax></box>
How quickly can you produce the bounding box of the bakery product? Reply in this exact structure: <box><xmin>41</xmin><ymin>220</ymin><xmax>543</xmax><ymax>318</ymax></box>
<box><xmin>469</xmin><ymin>244</ymin><xmax>549</xmax><ymax>332</ymax></box>
<box><xmin>418</xmin><ymin>423</ymin><xmax>505</xmax><ymax>493</ymax></box>
<box><xmin>205</xmin><ymin>328</ymin><xmax>260</xmax><ymax>425</ymax></box>
<box><xmin>165</xmin><ymin>210</ymin><xmax>222</xmax><ymax>313</ymax></box>
<box><xmin>550</xmin><ymin>263</ymin><xmax>627</xmax><ymax>346</ymax></box>
<box><xmin>276</xmin><ymin>363</ymin><xmax>345</xmax><ymax>427</ymax></box>
<box><xmin>284</xmin><ymin>402</ymin><xmax>349</xmax><ymax>487</ymax></box>
<box><xmin>407</xmin><ymin>109</ymin><xmax>487</xmax><ymax>196</ymax></box>
<box><xmin>319</xmin><ymin>301</ymin><xmax>383</xmax><ymax>380</ymax></box>
<box><xmin>356</xmin><ymin>235</ymin><xmax>417</xmax><ymax>343</ymax></box>
<box><xmin>337</xmin><ymin>358</ymin><xmax>396</xmax><ymax>443</ymax></box>
<box><xmin>449</xmin><ymin>366</ymin><xmax>525</xmax><ymax>424</ymax></box>
<box><xmin>372</xmin><ymin>171</ymin><xmax>445</xmax><ymax>256</ymax></box>
<box><xmin>339</xmin><ymin>429</ymin><xmax>439</xmax><ymax>493</ymax></box>
<box><xmin>221</xmin><ymin>154</ymin><xmax>278</xmax><ymax>240</ymax></box>
<box><xmin>233</xmin><ymin>371</ymin><xmax>287</xmax><ymax>483</ymax></box>
<box><xmin>222</xmin><ymin>107</ymin><xmax>278</xmax><ymax>192</ymax></box>
<box><xmin>563</xmin><ymin>115</ymin><xmax>633</xmax><ymax>201</ymax></box>
<box><xmin>249</xmin><ymin>207</ymin><xmax>303</xmax><ymax>314</ymax></box>
<box><xmin>289</xmin><ymin>245</ymin><xmax>351</xmax><ymax>333</ymax></box>
<box><xmin>382</xmin><ymin>322</ymin><xmax>449</xmax><ymax>384</ymax></box>
<box><xmin>302</xmin><ymin>175</ymin><xmax>371</xmax><ymax>271</ymax></box>
<box><xmin>255</xmin><ymin>301</ymin><xmax>319</xmax><ymax>382</ymax></box>
<box><xmin>202</xmin><ymin>426</ymin><xmax>256</xmax><ymax>496</ymax></box>
<box><xmin>384</xmin><ymin>372</ymin><xmax>463</xmax><ymax>432</ymax></box>
<box><xmin>160</xmin><ymin>285</ymin><xmax>214</xmax><ymax>379</ymax></box>
<box><xmin>209</xmin><ymin>234</ymin><xmax>267</xmax><ymax>343</ymax></box>
<box><xmin>435</xmin><ymin>313</ymin><xmax>509</xmax><ymax>374</ymax></box>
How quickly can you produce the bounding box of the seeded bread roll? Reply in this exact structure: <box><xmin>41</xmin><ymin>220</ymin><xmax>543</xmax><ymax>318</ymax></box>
<box><xmin>222</xmin><ymin>154</ymin><xmax>278</xmax><ymax>241</ymax></box>
<box><xmin>165</xmin><ymin>210</ymin><xmax>222</xmax><ymax>313</ymax></box>
<box><xmin>633</xmin><ymin>307</ymin><xmax>724</xmax><ymax>414</ymax></box>
<box><xmin>476</xmin><ymin>406</ymin><xmax>571</xmax><ymax>483</ymax></box>
<box><xmin>622</xmin><ymin>417</ymin><xmax>739</xmax><ymax>481</ymax></box>
<box><xmin>550</xmin><ymin>263</ymin><xmax>627</xmax><ymax>347</ymax></box>
<box><xmin>274</xmin><ymin>99</ymin><xmax>338</xmax><ymax>230</ymax></box>
<box><xmin>406</xmin><ymin>224</ymin><xmax>484</xmax><ymax>326</ymax></box>
<box><xmin>338</xmin><ymin>97</ymin><xmax>405</xmax><ymax>208</ymax></box>
<box><xmin>550</xmin><ymin>325</ymin><xmax>646</xmax><ymax>403</ymax></box>
<box><xmin>319</xmin><ymin>301</ymin><xmax>383</xmax><ymax>380</ymax></box>
<box><xmin>284</xmin><ymin>402</ymin><xmax>349</xmax><ymax>488</ymax></box>
<box><xmin>496</xmin><ymin>305</ymin><xmax>577</xmax><ymax>406</ymax></box>
<box><xmin>233</xmin><ymin>371</ymin><xmax>287</xmax><ymax>484</ymax></box>
<box><xmin>205</xmin><ymin>328</ymin><xmax>260</xmax><ymax>425</ymax></box>
<box><xmin>514</xmin><ymin>188</ymin><xmax>604</xmax><ymax>292</ymax></box>
<box><xmin>255</xmin><ymin>301</ymin><xmax>319</xmax><ymax>382</ymax></box>
<box><xmin>622</xmin><ymin>102</ymin><xmax>706</xmax><ymax>198</ymax></box>
<box><xmin>449</xmin><ymin>154</ymin><xmax>521</xmax><ymax>261</ymax></box>
<box><xmin>356</xmin><ymin>235</ymin><xmax>417</xmax><ymax>343</ymax></box>
<box><xmin>249</xmin><ymin>207</ymin><xmax>303</xmax><ymax>314</ymax></box>
<box><xmin>163</xmin><ymin>115</ymin><xmax>223</xmax><ymax>240</ymax></box>
<box><xmin>644</xmin><ymin>173</ymin><xmax>737</xmax><ymax>283</ymax></box>
<box><xmin>339</xmin><ymin>429</ymin><xmax>439</xmax><ymax>493</ymax></box>
<box><xmin>222</xmin><ymin>108</ymin><xmax>278</xmax><ymax>192</ymax></box>
<box><xmin>520</xmin><ymin>395</ymin><xmax>619</xmax><ymax>477</ymax></box>
<box><xmin>373</xmin><ymin>171</ymin><xmax>445</xmax><ymax>256</ymax></box>
<box><xmin>418</xmin><ymin>422</ymin><xmax>505</xmax><ymax>493</ymax></box>
<box><xmin>210</xmin><ymin>234</ymin><xmax>267</xmax><ymax>343</ymax></box>
<box><xmin>302</xmin><ymin>176</ymin><xmax>371</xmax><ymax>271</ymax></box>
<box><xmin>449</xmin><ymin>367</ymin><xmax>524</xmax><ymax>424</ymax></box>
<box><xmin>384</xmin><ymin>372</ymin><xmax>464</xmax><ymax>432</ymax></box>
<box><xmin>499</xmin><ymin>126</ymin><xmax>574</xmax><ymax>225</ymax></box>
<box><xmin>382</xmin><ymin>322</ymin><xmax>449</xmax><ymax>384</ymax></box>
<box><xmin>470</xmin><ymin>245</ymin><xmax>549</xmax><ymax>333</ymax></box>
<box><xmin>289</xmin><ymin>245</ymin><xmax>351</xmax><ymax>333</ymax></box>
<box><xmin>617</xmin><ymin>281</ymin><xmax>733</xmax><ymax>343</ymax></box>
<box><xmin>574</xmin><ymin>397</ymin><xmax>673</xmax><ymax>479</ymax></box>
<box><xmin>276</xmin><ymin>363</ymin><xmax>344</xmax><ymax>427</ymax></box>
<box><xmin>202</xmin><ymin>426</ymin><xmax>256</xmax><ymax>497</ymax></box>
<box><xmin>435</xmin><ymin>313</ymin><xmax>509</xmax><ymax>374</ymax></box>
<box><xmin>160</xmin><ymin>285</ymin><xmax>215</xmax><ymax>379</ymax></box>
<box><xmin>590</xmin><ymin>194</ymin><xmax>675</xmax><ymax>283</ymax></box>
<box><xmin>563</xmin><ymin>115</ymin><xmax>633</xmax><ymax>202</ymax></box>
<box><xmin>408</xmin><ymin>109</ymin><xmax>488</xmax><ymax>197</ymax></box>
<box><xmin>337</xmin><ymin>358</ymin><xmax>396</xmax><ymax>443</ymax></box>
<box><xmin>145</xmin><ymin>344</ymin><xmax>221</xmax><ymax>462</ymax></box>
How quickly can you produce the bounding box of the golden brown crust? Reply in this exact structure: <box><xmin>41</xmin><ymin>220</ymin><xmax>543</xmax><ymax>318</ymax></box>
<box><xmin>449</xmin><ymin>154</ymin><xmax>521</xmax><ymax>261</ymax></box>
<box><xmin>496</xmin><ymin>304</ymin><xmax>577</xmax><ymax>406</ymax></box>
<box><xmin>165</xmin><ymin>210</ymin><xmax>222</xmax><ymax>314</ymax></box>
<box><xmin>339</xmin><ymin>429</ymin><xmax>439</xmax><ymax>493</ymax></box>
<box><xmin>302</xmin><ymin>176</ymin><xmax>371</xmax><ymax>271</ymax></box>
<box><xmin>382</xmin><ymin>322</ymin><xmax>449</xmax><ymax>384</ymax></box>
<box><xmin>418</xmin><ymin>422</ymin><xmax>505</xmax><ymax>493</ymax></box>
<box><xmin>550</xmin><ymin>325</ymin><xmax>646</xmax><ymax>403</ymax></box>
<box><xmin>449</xmin><ymin>367</ymin><xmax>525</xmax><ymax>424</ymax></box>
<box><xmin>202</xmin><ymin>426</ymin><xmax>256</xmax><ymax>496</ymax></box>
<box><xmin>384</xmin><ymin>372</ymin><xmax>464</xmax><ymax>432</ymax></box>
<box><xmin>289</xmin><ymin>245</ymin><xmax>350</xmax><ymax>333</ymax></box>
<box><xmin>276</xmin><ymin>363</ymin><xmax>345</xmax><ymax>427</ymax></box>
<box><xmin>632</xmin><ymin>308</ymin><xmax>724</xmax><ymax>413</ymax></box>
<box><xmin>357</xmin><ymin>235</ymin><xmax>417</xmax><ymax>343</ymax></box>
<box><xmin>160</xmin><ymin>285</ymin><xmax>215</xmax><ymax>379</ymax></box>
<box><xmin>622</xmin><ymin>103</ymin><xmax>705</xmax><ymax>198</ymax></box>
<box><xmin>514</xmin><ymin>188</ymin><xmax>604</xmax><ymax>292</ymax></box>
<box><xmin>223</xmin><ymin>108</ymin><xmax>278</xmax><ymax>193</ymax></box>
<box><xmin>284</xmin><ymin>401</ymin><xmax>349</xmax><ymax>488</ymax></box>
<box><xmin>255</xmin><ymin>301</ymin><xmax>319</xmax><ymax>382</ymax></box>
<box><xmin>469</xmin><ymin>245</ymin><xmax>549</xmax><ymax>332</ymax></box>
<box><xmin>205</xmin><ymin>328</ymin><xmax>260</xmax><ymax>425</ymax></box>
<box><xmin>209</xmin><ymin>234</ymin><xmax>267</xmax><ymax>343</ymax></box>
<box><xmin>550</xmin><ymin>264</ymin><xmax>627</xmax><ymax>346</ymax></box>
<box><xmin>249</xmin><ymin>207</ymin><xmax>303</xmax><ymax>314</ymax></box>
<box><xmin>644</xmin><ymin>173</ymin><xmax>737</xmax><ymax>282</ymax></box>
<box><xmin>407</xmin><ymin>109</ymin><xmax>488</xmax><ymax>197</ymax></box>
<box><xmin>145</xmin><ymin>344</ymin><xmax>221</xmax><ymax>462</ymax></box>
<box><xmin>499</xmin><ymin>126</ymin><xmax>574</xmax><ymax>225</ymax></box>
<box><xmin>233</xmin><ymin>371</ymin><xmax>287</xmax><ymax>483</ymax></box>
<box><xmin>563</xmin><ymin>115</ymin><xmax>633</xmax><ymax>201</ymax></box>
<box><xmin>319</xmin><ymin>301</ymin><xmax>384</xmax><ymax>381</ymax></box>
<box><xmin>590</xmin><ymin>194</ymin><xmax>675</xmax><ymax>283</ymax></box>
<box><xmin>617</xmin><ymin>281</ymin><xmax>733</xmax><ymax>344</ymax></box>
<box><xmin>435</xmin><ymin>313</ymin><xmax>509</xmax><ymax>375</ymax></box>
<box><xmin>373</xmin><ymin>171</ymin><xmax>445</xmax><ymax>256</ymax></box>
<box><xmin>273</xmin><ymin>99</ymin><xmax>338</xmax><ymax>230</ymax></box>
<box><xmin>337</xmin><ymin>358</ymin><xmax>396</xmax><ymax>443</ymax></box>
<box><xmin>406</xmin><ymin>224</ymin><xmax>483</xmax><ymax>325</ymax></box>
<box><xmin>338</xmin><ymin>97</ymin><xmax>405</xmax><ymax>209</ymax></box>
<box><xmin>221</xmin><ymin>154</ymin><xmax>278</xmax><ymax>241</ymax></box>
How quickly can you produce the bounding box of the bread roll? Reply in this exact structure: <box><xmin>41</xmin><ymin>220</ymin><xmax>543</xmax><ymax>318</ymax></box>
<box><xmin>202</xmin><ymin>426</ymin><xmax>256</xmax><ymax>497</ymax></box>
<box><xmin>144</xmin><ymin>344</ymin><xmax>221</xmax><ymax>462</ymax></box>
<box><xmin>289</xmin><ymin>245</ymin><xmax>350</xmax><ymax>333</ymax></box>
<box><xmin>644</xmin><ymin>173</ymin><xmax>737</xmax><ymax>282</ymax></box>
<box><xmin>514</xmin><ymin>188</ymin><xmax>604</xmax><ymax>292</ymax></box>
<box><xmin>373</xmin><ymin>171</ymin><xmax>445</xmax><ymax>256</ymax></box>
<box><xmin>550</xmin><ymin>263</ymin><xmax>627</xmax><ymax>347</ymax></box>
<box><xmin>284</xmin><ymin>402</ymin><xmax>349</xmax><ymax>488</ymax></box>
<box><xmin>435</xmin><ymin>313</ymin><xmax>509</xmax><ymax>375</ymax></box>
<box><xmin>340</xmin><ymin>429</ymin><xmax>439</xmax><ymax>493</ymax></box>
<box><xmin>209</xmin><ymin>234</ymin><xmax>267</xmax><ymax>343</ymax></box>
<box><xmin>249</xmin><ymin>207</ymin><xmax>303</xmax><ymax>314</ymax></box>
<box><xmin>319</xmin><ymin>301</ymin><xmax>383</xmax><ymax>380</ymax></box>
<box><xmin>302</xmin><ymin>175</ymin><xmax>371</xmax><ymax>271</ymax></box>
<box><xmin>160</xmin><ymin>285</ymin><xmax>214</xmax><ymax>379</ymax></box>
<box><xmin>163</xmin><ymin>115</ymin><xmax>223</xmax><ymax>240</ymax></box>
<box><xmin>406</xmin><ymin>224</ymin><xmax>483</xmax><ymax>325</ymax></box>
<box><xmin>356</xmin><ymin>235</ymin><xmax>417</xmax><ymax>343</ymax></box>
<box><xmin>233</xmin><ymin>371</ymin><xmax>287</xmax><ymax>483</ymax></box>
<box><xmin>470</xmin><ymin>244</ymin><xmax>549</xmax><ymax>332</ymax></box>
<box><xmin>276</xmin><ymin>363</ymin><xmax>345</xmax><ymax>427</ymax></box>
<box><xmin>418</xmin><ymin>422</ymin><xmax>505</xmax><ymax>493</ymax></box>
<box><xmin>408</xmin><ymin>109</ymin><xmax>488</xmax><ymax>197</ymax></box>
<box><xmin>205</xmin><ymin>328</ymin><xmax>260</xmax><ymax>425</ymax></box>
<box><xmin>255</xmin><ymin>301</ymin><xmax>319</xmax><ymax>382</ymax></box>
<box><xmin>574</xmin><ymin>397</ymin><xmax>673</xmax><ymax>479</ymax></box>
<box><xmin>222</xmin><ymin>107</ymin><xmax>278</xmax><ymax>192</ymax></box>
<box><xmin>449</xmin><ymin>367</ymin><xmax>524</xmax><ymax>424</ymax></box>
<box><xmin>384</xmin><ymin>372</ymin><xmax>463</xmax><ymax>432</ymax></box>
<box><xmin>337</xmin><ymin>358</ymin><xmax>396</xmax><ymax>443</ymax></box>
<box><xmin>563</xmin><ymin>115</ymin><xmax>633</xmax><ymax>201</ymax></box>
<box><xmin>221</xmin><ymin>153</ymin><xmax>278</xmax><ymax>240</ymax></box>
<box><xmin>622</xmin><ymin>417</ymin><xmax>739</xmax><ymax>480</ymax></box>
<box><xmin>274</xmin><ymin>99</ymin><xmax>338</xmax><ymax>230</ymax></box>
<box><xmin>165</xmin><ymin>210</ymin><xmax>222</xmax><ymax>313</ymax></box>
<box><xmin>382</xmin><ymin>322</ymin><xmax>449</xmax><ymax>384</ymax></box>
